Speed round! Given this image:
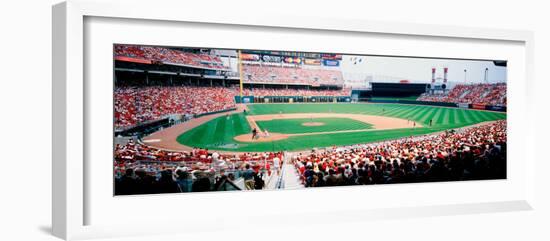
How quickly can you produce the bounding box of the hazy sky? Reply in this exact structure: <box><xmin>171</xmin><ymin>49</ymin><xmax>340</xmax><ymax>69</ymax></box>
<box><xmin>341</xmin><ymin>55</ymin><xmax>507</xmax><ymax>83</ymax></box>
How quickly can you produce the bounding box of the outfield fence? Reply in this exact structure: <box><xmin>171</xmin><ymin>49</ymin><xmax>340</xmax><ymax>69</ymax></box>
<box><xmin>364</xmin><ymin>98</ymin><xmax>506</xmax><ymax>112</ymax></box>
<box><xmin>235</xmin><ymin>95</ymin><xmax>352</xmax><ymax>104</ymax></box>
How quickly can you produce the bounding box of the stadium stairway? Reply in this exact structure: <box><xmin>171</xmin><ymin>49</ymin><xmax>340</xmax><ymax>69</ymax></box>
<box><xmin>281</xmin><ymin>162</ymin><xmax>304</xmax><ymax>189</ymax></box>
<box><xmin>273</xmin><ymin>154</ymin><xmax>304</xmax><ymax>190</ymax></box>
<box><xmin>265</xmin><ymin>172</ymin><xmax>279</xmax><ymax>190</ymax></box>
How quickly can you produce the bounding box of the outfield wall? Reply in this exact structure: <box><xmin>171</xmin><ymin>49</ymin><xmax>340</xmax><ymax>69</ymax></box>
<box><xmin>234</xmin><ymin>95</ymin><xmax>506</xmax><ymax>112</ymax></box>
<box><xmin>366</xmin><ymin>99</ymin><xmax>506</xmax><ymax>112</ymax></box>
<box><xmin>235</xmin><ymin>95</ymin><xmax>352</xmax><ymax>104</ymax></box>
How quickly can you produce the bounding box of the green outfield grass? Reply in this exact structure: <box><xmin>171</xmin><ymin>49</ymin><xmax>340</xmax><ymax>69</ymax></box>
<box><xmin>256</xmin><ymin>117</ymin><xmax>373</xmax><ymax>134</ymax></box>
<box><xmin>176</xmin><ymin>103</ymin><xmax>506</xmax><ymax>152</ymax></box>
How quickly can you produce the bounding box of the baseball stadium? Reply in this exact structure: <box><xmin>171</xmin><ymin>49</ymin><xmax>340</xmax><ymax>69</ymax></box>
<box><xmin>113</xmin><ymin>45</ymin><xmax>507</xmax><ymax>195</ymax></box>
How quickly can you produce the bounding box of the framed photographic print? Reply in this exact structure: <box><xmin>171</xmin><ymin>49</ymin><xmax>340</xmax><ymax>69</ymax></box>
<box><xmin>53</xmin><ymin>0</ymin><xmax>535</xmax><ymax>240</ymax></box>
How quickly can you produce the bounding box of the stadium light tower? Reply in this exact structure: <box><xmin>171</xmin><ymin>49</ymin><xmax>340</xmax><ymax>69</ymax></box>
<box><xmin>431</xmin><ymin>67</ymin><xmax>436</xmax><ymax>94</ymax></box>
<box><xmin>484</xmin><ymin>67</ymin><xmax>489</xmax><ymax>83</ymax></box>
<box><xmin>464</xmin><ymin>69</ymin><xmax>467</xmax><ymax>83</ymax></box>
<box><xmin>443</xmin><ymin>67</ymin><xmax>448</xmax><ymax>83</ymax></box>
<box><xmin>431</xmin><ymin>68</ymin><xmax>436</xmax><ymax>85</ymax></box>
<box><xmin>443</xmin><ymin>67</ymin><xmax>448</xmax><ymax>93</ymax></box>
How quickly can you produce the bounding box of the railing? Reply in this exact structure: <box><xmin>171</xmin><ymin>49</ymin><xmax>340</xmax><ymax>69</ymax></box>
<box><xmin>275</xmin><ymin>164</ymin><xmax>286</xmax><ymax>189</ymax></box>
<box><xmin>215</xmin><ymin>178</ymin><xmax>241</xmax><ymax>191</ymax></box>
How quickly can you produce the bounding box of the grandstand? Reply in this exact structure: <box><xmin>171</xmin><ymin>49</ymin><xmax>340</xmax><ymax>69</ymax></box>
<box><xmin>242</xmin><ymin>65</ymin><xmax>344</xmax><ymax>86</ymax></box>
<box><xmin>417</xmin><ymin>83</ymin><xmax>507</xmax><ymax>106</ymax></box>
<box><xmin>115</xmin><ymin>45</ymin><xmax>228</xmax><ymax>70</ymax></box>
<box><xmin>239</xmin><ymin>51</ymin><xmax>344</xmax><ymax>86</ymax></box>
<box><xmin>114</xmin><ymin>86</ymin><xmax>237</xmax><ymax>129</ymax></box>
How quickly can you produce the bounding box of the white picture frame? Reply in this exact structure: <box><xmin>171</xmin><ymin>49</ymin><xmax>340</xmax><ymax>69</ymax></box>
<box><xmin>52</xmin><ymin>0</ymin><xmax>535</xmax><ymax>240</ymax></box>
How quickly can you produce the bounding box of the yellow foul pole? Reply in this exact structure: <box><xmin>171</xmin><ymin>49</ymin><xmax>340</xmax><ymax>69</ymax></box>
<box><xmin>237</xmin><ymin>50</ymin><xmax>244</xmax><ymax>100</ymax></box>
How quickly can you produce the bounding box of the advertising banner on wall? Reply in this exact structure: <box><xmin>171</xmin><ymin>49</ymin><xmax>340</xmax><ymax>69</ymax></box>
<box><xmin>241</xmin><ymin>54</ymin><xmax>260</xmax><ymax>61</ymax></box>
<box><xmin>471</xmin><ymin>104</ymin><xmax>487</xmax><ymax>110</ymax></box>
<box><xmin>115</xmin><ymin>56</ymin><xmax>152</xmax><ymax>64</ymax></box>
<box><xmin>304</xmin><ymin>58</ymin><xmax>321</xmax><ymax>65</ymax></box>
<box><xmin>320</xmin><ymin>53</ymin><xmax>343</xmax><ymax>60</ymax></box>
<box><xmin>486</xmin><ymin>105</ymin><xmax>507</xmax><ymax>112</ymax></box>
<box><xmin>323</xmin><ymin>59</ymin><xmax>340</xmax><ymax>67</ymax></box>
<box><xmin>284</xmin><ymin>57</ymin><xmax>302</xmax><ymax>64</ymax></box>
<box><xmin>457</xmin><ymin>103</ymin><xmax>470</xmax><ymax>109</ymax></box>
<box><xmin>262</xmin><ymin>55</ymin><xmax>282</xmax><ymax>62</ymax></box>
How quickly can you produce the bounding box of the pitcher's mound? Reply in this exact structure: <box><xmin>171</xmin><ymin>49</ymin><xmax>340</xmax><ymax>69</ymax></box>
<box><xmin>234</xmin><ymin>133</ymin><xmax>289</xmax><ymax>143</ymax></box>
<box><xmin>302</xmin><ymin>122</ymin><xmax>325</xmax><ymax>127</ymax></box>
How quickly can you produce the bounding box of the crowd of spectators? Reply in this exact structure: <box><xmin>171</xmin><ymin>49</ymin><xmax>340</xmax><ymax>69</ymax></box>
<box><xmin>115</xmin><ymin>45</ymin><xmax>227</xmax><ymax>70</ymax></box>
<box><xmin>114</xmin><ymin>86</ymin><xmax>237</xmax><ymax>128</ymax></box>
<box><xmin>241</xmin><ymin>87</ymin><xmax>351</xmax><ymax>96</ymax></box>
<box><xmin>114</xmin><ymin>139</ymin><xmax>283</xmax><ymax>194</ymax></box>
<box><xmin>417</xmin><ymin>83</ymin><xmax>507</xmax><ymax>106</ymax></box>
<box><xmin>293</xmin><ymin>120</ymin><xmax>507</xmax><ymax>187</ymax></box>
<box><xmin>242</xmin><ymin>64</ymin><xmax>344</xmax><ymax>85</ymax></box>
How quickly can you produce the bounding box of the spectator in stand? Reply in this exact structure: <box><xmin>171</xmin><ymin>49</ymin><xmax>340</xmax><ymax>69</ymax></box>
<box><xmin>191</xmin><ymin>171</ymin><xmax>212</xmax><ymax>192</ymax></box>
<box><xmin>254</xmin><ymin>173</ymin><xmax>265</xmax><ymax>190</ymax></box>
<box><xmin>242</xmin><ymin>164</ymin><xmax>256</xmax><ymax>190</ymax></box>
<box><xmin>273</xmin><ymin>155</ymin><xmax>281</xmax><ymax>176</ymax></box>
<box><xmin>134</xmin><ymin>167</ymin><xmax>156</xmax><ymax>195</ymax></box>
<box><xmin>154</xmin><ymin>170</ymin><xmax>180</xmax><ymax>193</ymax></box>
<box><xmin>174</xmin><ymin>167</ymin><xmax>193</xmax><ymax>193</ymax></box>
<box><xmin>115</xmin><ymin>168</ymin><xmax>137</xmax><ymax>195</ymax></box>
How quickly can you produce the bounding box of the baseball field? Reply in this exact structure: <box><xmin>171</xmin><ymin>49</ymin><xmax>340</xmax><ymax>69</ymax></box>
<box><xmin>141</xmin><ymin>103</ymin><xmax>508</xmax><ymax>153</ymax></box>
